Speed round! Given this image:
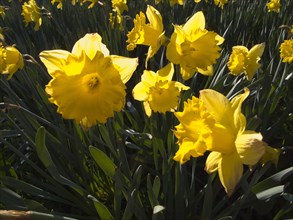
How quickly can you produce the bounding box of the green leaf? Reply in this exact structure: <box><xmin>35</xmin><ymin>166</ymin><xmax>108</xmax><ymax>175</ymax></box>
<box><xmin>153</xmin><ymin>205</ymin><xmax>165</xmax><ymax>214</ymax></box>
<box><xmin>256</xmin><ymin>185</ymin><xmax>285</xmax><ymax>201</ymax></box>
<box><xmin>88</xmin><ymin>195</ymin><xmax>113</xmax><ymax>220</ymax></box>
<box><xmin>89</xmin><ymin>145</ymin><xmax>116</xmax><ymax>178</ymax></box>
<box><xmin>252</xmin><ymin>167</ymin><xmax>293</xmax><ymax>194</ymax></box>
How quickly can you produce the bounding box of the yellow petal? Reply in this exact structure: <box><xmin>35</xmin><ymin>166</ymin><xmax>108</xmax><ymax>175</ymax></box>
<box><xmin>260</xmin><ymin>146</ymin><xmax>281</xmax><ymax>167</ymax></box>
<box><xmin>245</xmin><ymin>43</ymin><xmax>265</xmax><ymax>80</ymax></box>
<box><xmin>146</xmin><ymin>5</ymin><xmax>163</xmax><ymax>32</ymax></box>
<box><xmin>143</xmin><ymin>101</ymin><xmax>152</xmax><ymax>117</ymax></box>
<box><xmin>196</xmin><ymin>65</ymin><xmax>213</xmax><ymax>76</ymax></box>
<box><xmin>132</xmin><ymin>82</ymin><xmax>149</xmax><ymax>101</ymax></box>
<box><xmin>141</xmin><ymin>70</ymin><xmax>157</xmax><ymax>86</ymax></box>
<box><xmin>205</xmin><ymin>151</ymin><xmax>221</xmax><ymax>173</ymax></box>
<box><xmin>39</xmin><ymin>50</ymin><xmax>71</xmax><ymax>75</ymax></box>
<box><xmin>110</xmin><ymin>55</ymin><xmax>138</xmax><ymax>83</ymax></box>
<box><xmin>218</xmin><ymin>152</ymin><xmax>243</xmax><ymax>196</ymax></box>
<box><xmin>157</xmin><ymin>63</ymin><xmax>174</xmax><ymax>81</ymax></box>
<box><xmin>230</xmin><ymin>88</ymin><xmax>249</xmax><ymax>132</ymax></box>
<box><xmin>183</xmin><ymin>11</ymin><xmax>205</xmax><ymax>34</ymax></box>
<box><xmin>199</xmin><ymin>89</ymin><xmax>235</xmax><ymax>130</ymax></box>
<box><xmin>235</xmin><ymin>131</ymin><xmax>266</xmax><ymax>165</ymax></box>
<box><xmin>71</xmin><ymin>33</ymin><xmax>110</xmax><ymax>59</ymax></box>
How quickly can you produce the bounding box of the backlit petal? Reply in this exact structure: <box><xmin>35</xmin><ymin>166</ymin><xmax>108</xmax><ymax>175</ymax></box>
<box><xmin>218</xmin><ymin>152</ymin><xmax>243</xmax><ymax>196</ymax></box>
<box><xmin>236</xmin><ymin>131</ymin><xmax>266</xmax><ymax>165</ymax></box>
<box><xmin>132</xmin><ymin>82</ymin><xmax>149</xmax><ymax>101</ymax></box>
<box><xmin>146</xmin><ymin>5</ymin><xmax>163</xmax><ymax>32</ymax></box>
<box><xmin>183</xmin><ymin>11</ymin><xmax>205</xmax><ymax>34</ymax></box>
<box><xmin>205</xmin><ymin>151</ymin><xmax>221</xmax><ymax>173</ymax></box>
<box><xmin>110</xmin><ymin>55</ymin><xmax>138</xmax><ymax>83</ymax></box>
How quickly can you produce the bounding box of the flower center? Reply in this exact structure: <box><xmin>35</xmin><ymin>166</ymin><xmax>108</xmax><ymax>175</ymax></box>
<box><xmin>82</xmin><ymin>73</ymin><xmax>101</xmax><ymax>92</ymax></box>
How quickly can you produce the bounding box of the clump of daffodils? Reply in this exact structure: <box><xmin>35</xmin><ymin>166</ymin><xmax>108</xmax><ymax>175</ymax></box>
<box><xmin>21</xmin><ymin>0</ymin><xmax>43</xmax><ymax>31</ymax></box>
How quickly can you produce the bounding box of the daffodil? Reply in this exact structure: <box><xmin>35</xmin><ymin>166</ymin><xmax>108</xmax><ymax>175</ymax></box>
<box><xmin>132</xmin><ymin>63</ymin><xmax>189</xmax><ymax>117</ymax></box>
<box><xmin>39</xmin><ymin>33</ymin><xmax>138</xmax><ymax>127</ymax></box>
<box><xmin>21</xmin><ymin>0</ymin><xmax>42</xmax><ymax>31</ymax></box>
<box><xmin>83</xmin><ymin>0</ymin><xmax>101</xmax><ymax>8</ymax></box>
<box><xmin>0</xmin><ymin>6</ymin><xmax>5</xmax><ymax>19</ymax></box>
<box><xmin>280</xmin><ymin>39</ymin><xmax>293</xmax><ymax>64</ymax></box>
<box><xmin>112</xmin><ymin>0</ymin><xmax>128</xmax><ymax>13</ymax></box>
<box><xmin>201</xmin><ymin>89</ymin><xmax>266</xmax><ymax>195</ymax></box>
<box><xmin>109</xmin><ymin>0</ymin><xmax>128</xmax><ymax>30</ymax></box>
<box><xmin>173</xmin><ymin>96</ymin><xmax>215</xmax><ymax>164</ymax></box>
<box><xmin>169</xmin><ymin>0</ymin><xmax>184</xmax><ymax>6</ymax></box>
<box><xmin>126</xmin><ymin>5</ymin><xmax>166</xmax><ymax>65</ymax></box>
<box><xmin>0</xmin><ymin>43</ymin><xmax>24</xmax><ymax>79</ymax></box>
<box><xmin>51</xmin><ymin>0</ymin><xmax>63</xmax><ymax>9</ymax></box>
<box><xmin>214</xmin><ymin>0</ymin><xmax>228</xmax><ymax>8</ymax></box>
<box><xmin>227</xmin><ymin>43</ymin><xmax>265</xmax><ymax>81</ymax></box>
<box><xmin>266</xmin><ymin>0</ymin><xmax>281</xmax><ymax>13</ymax></box>
<box><xmin>166</xmin><ymin>11</ymin><xmax>224</xmax><ymax>80</ymax></box>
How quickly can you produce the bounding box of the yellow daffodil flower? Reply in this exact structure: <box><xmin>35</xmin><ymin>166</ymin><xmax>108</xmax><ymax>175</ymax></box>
<box><xmin>132</xmin><ymin>63</ymin><xmax>189</xmax><ymax>117</ymax></box>
<box><xmin>39</xmin><ymin>33</ymin><xmax>138</xmax><ymax>128</ymax></box>
<box><xmin>227</xmin><ymin>43</ymin><xmax>265</xmax><ymax>81</ymax></box>
<box><xmin>109</xmin><ymin>0</ymin><xmax>128</xmax><ymax>30</ymax></box>
<box><xmin>126</xmin><ymin>5</ymin><xmax>167</xmax><ymax>66</ymax></box>
<box><xmin>0</xmin><ymin>43</ymin><xmax>24</xmax><ymax>79</ymax></box>
<box><xmin>173</xmin><ymin>96</ymin><xmax>215</xmax><ymax>164</ymax></box>
<box><xmin>169</xmin><ymin>0</ymin><xmax>185</xmax><ymax>6</ymax></box>
<box><xmin>83</xmin><ymin>0</ymin><xmax>101</xmax><ymax>8</ymax></box>
<box><xmin>112</xmin><ymin>0</ymin><xmax>128</xmax><ymax>13</ymax></box>
<box><xmin>0</xmin><ymin>6</ymin><xmax>5</xmax><ymax>19</ymax></box>
<box><xmin>201</xmin><ymin>89</ymin><xmax>266</xmax><ymax>196</ymax></box>
<box><xmin>166</xmin><ymin>11</ymin><xmax>224</xmax><ymax>80</ymax></box>
<box><xmin>266</xmin><ymin>0</ymin><xmax>281</xmax><ymax>13</ymax></box>
<box><xmin>21</xmin><ymin>0</ymin><xmax>42</xmax><ymax>31</ymax></box>
<box><xmin>280</xmin><ymin>39</ymin><xmax>293</xmax><ymax>63</ymax></box>
<box><xmin>214</xmin><ymin>0</ymin><xmax>228</xmax><ymax>8</ymax></box>
<box><xmin>51</xmin><ymin>0</ymin><xmax>63</xmax><ymax>9</ymax></box>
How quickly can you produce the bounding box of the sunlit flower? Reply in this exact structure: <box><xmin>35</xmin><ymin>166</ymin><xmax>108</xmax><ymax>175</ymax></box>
<box><xmin>0</xmin><ymin>6</ymin><xmax>5</xmax><ymax>19</ymax></box>
<box><xmin>51</xmin><ymin>0</ymin><xmax>63</xmax><ymax>9</ymax></box>
<box><xmin>260</xmin><ymin>146</ymin><xmax>281</xmax><ymax>167</ymax></box>
<box><xmin>0</xmin><ymin>43</ymin><xmax>24</xmax><ymax>79</ymax></box>
<box><xmin>214</xmin><ymin>0</ymin><xmax>228</xmax><ymax>8</ymax></box>
<box><xmin>169</xmin><ymin>0</ymin><xmax>185</xmax><ymax>6</ymax></box>
<box><xmin>166</xmin><ymin>11</ymin><xmax>224</xmax><ymax>80</ymax></box>
<box><xmin>126</xmin><ymin>5</ymin><xmax>166</xmax><ymax>65</ymax></box>
<box><xmin>266</xmin><ymin>0</ymin><xmax>281</xmax><ymax>13</ymax></box>
<box><xmin>109</xmin><ymin>0</ymin><xmax>128</xmax><ymax>30</ymax></box>
<box><xmin>83</xmin><ymin>0</ymin><xmax>101</xmax><ymax>8</ymax></box>
<box><xmin>173</xmin><ymin>96</ymin><xmax>215</xmax><ymax>164</ymax></box>
<box><xmin>132</xmin><ymin>63</ymin><xmax>189</xmax><ymax>117</ymax></box>
<box><xmin>280</xmin><ymin>39</ymin><xmax>293</xmax><ymax>64</ymax></box>
<box><xmin>21</xmin><ymin>0</ymin><xmax>42</xmax><ymax>31</ymax></box>
<box><xmin>227</xmin><ymin>43</ymin><xmax>265</xmax><ymax>81</ymax></box>
<box><xmin>39</xmin><ymin>33</ymin><xmax>138</xmax><ymax>127</ymax></box>
<box><xmin>202</xmin><ymin>89</ymin><xmax>266</xmax><ymax>195</ymax></box>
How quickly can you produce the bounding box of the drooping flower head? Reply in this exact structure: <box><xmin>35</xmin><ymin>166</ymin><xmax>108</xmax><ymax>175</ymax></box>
<box><xmin>166</xmin><ymin>11</ymin><xmax>224</xmax><ymax>80</ymax></box>
<box><xmin>21</xmin><ymin>0</ymin><xmax>42</xmax><ymax>31</ymax></box>
<box><xmin>173</xmin><ymin>96</ymin><xmax>215</xmax><ymax>164</ymax></box>
<box><xmin>126</xmin><ymin>5</ymin><xmax>166</xmax><ymax>65</ymax></box>
<box><xmin>266</xmin><ymin>0</ymin><xmax>281</xmax><ymax>13</ymax></box>
<box><xmin>280</xmin><ymin>39</ymin><xmax>293</xmax><ymax>64</ymax></box>
<box><xmin>0</xmin><ymin>6</ymin><xmax>6</xmax><ymax>19</ymax></box>
<box><xmin>227</xmin><ymin>43</ymin><xmax>265</xmax><ymax>81</ymax></box>
<box><xmin>109</xmin><ymin>0</ymin><xmax>128</xmax><ymax>30</ymax></box>
<box><xmin>51</xmin><ymin>0</ymin><xmax>63</xmax><ymax>9</ymax></box>
<box><xmin>0</xmin><ymin>43</ymin><xmax>24</xmax><ymax>79</ymax></box>
<box><xmin>132</xmin><ymin>63</ymin><xmax>189</xmax><ymax>117</ymax></box>
<box><xmin>201</xmin><ymin>89</ymin><xmax>266</xmax><ymax>195</ymax></box>
<box><xmin>39</xmin><ymin>33</ymin><xmax>138</xmax><ymax>128</ymax></box>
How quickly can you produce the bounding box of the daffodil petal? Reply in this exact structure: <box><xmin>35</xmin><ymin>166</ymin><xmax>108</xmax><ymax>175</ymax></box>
<box><xmin>183</xmin><ymin>11</ymin><xmax>205</xmax><ymax>34</ymax></box>
<box><xmin>110</xmin><ymin>55</ymin><xmax>138</xmax><ymax>83</ymax></box>
<box><xmin>146</xmin><ymin>5</ymin><xmax>163</xmax><ymax>32</ymax></box>
<box><xmin>236</xmin><ymin>130</ymin><xmax>266</xmax><ymax>165</ymax></box>
<box><xmin>39</xmin><ymin>50</ymin><xmax>71</xmax><ymax>75</ymax></box>
<box><xmin>72</xmin><ymin>33</ymin><xmax>110</xmax><ymax>59</ymax></box>
<box><xmin>205</xmin><ymin>151</ymin><xmax>221</xmax><ymax>173</ymax></box>
<box><xmin>199</xmin><ymin>89</ymin><xmax>234</xmax><ymax>129</ymax></box>
<box><xmin>157</xmin><ymin>63</ymin><xmax>174</xmax><ymax>81</ymax></box>
<box><xmin>132</xmin><ymin>82</ymin><xmax>149</xmax><ymax>101</ymax></box>
<box><xmin>143</xmin><ymin>101</ymin><xmax>152</xmax><ymax>117</ymax></box>
<box><xmin>218</xmin><ymin>153</ymin><xmax>243</xmax><ymax>196</ymax></box>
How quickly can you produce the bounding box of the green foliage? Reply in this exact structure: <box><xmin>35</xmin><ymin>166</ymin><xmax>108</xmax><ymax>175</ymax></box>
<box><xmin>0</xmin><ymin>0</ymin><xmax>292</xmax><ymax>219</ymax></box>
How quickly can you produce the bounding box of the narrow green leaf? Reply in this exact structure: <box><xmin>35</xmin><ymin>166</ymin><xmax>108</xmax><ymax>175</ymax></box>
<box><xmin>89</xmin><ymin>145</ymin><xmax>116</xmax><ymax>178</ymax></box>
<box><xmin>153</xmin><ymin>205</ymin><xmax>165</xmax><ymax>214</ymax></box>
<box><xmin>256</xmin><ymin>185</ymin><xmax>285</xmax><ymax>201</ymax></box>
<box><xmin>88</xmin><ymin>195</ymin><xmax>113</xmax><ymax>220</ymax></box>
